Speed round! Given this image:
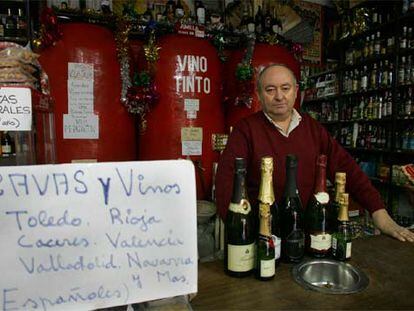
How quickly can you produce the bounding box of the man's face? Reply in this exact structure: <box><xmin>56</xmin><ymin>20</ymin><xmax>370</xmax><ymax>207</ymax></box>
<box><xmin>258</xmin><ymin>65</ymin><xmax>298</xmax><ymax>121</ymax></box>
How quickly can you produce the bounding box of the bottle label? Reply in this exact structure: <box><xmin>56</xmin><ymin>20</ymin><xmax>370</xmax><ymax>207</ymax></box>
<box><xmin>310</xmin><ymin>233</ymin><xmax>332</xmax><ymax>251</ymax></box>
<box><xmin>260</xmin><ymin>259</ymin><xmax>275</xmax><ymax>277</ymax></box>
<box><xmin>227</xmin><ymin>243</ymin><xmax>255</xmax><ymax>272</ymax></box>
<box><xmin>314</xmin><ymin>192</ymin><xmax>329</xmax><ymax>204</ymax></box>
<box><xmin>272</xmin><ymin>235</ymin><xmax>281</xmax><ymax>260</ymax></box>
<box><xmin>228</xmin><ymin>199</ymin><xmax>251</xmax><ymax>215</ymax></box>
<box><xmin>2</xmin><ymin>145</ymin><xmax>11</xmax><ymax>154</ymax></box>
<box><xmin>286</xmin><ymin>230</ymin><xmax>305</xmax><ymax>260</ymax></box>
<box><xmin>346</xmin><ymin>242</ymin><xmax>352</xmax><ymax>258</ymax></box>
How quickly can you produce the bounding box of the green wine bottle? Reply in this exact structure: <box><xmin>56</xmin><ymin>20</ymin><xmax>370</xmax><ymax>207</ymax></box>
<box><xmin>332</xmin><ymin>193</ymin><xmax>352</xmax><ymax>261</ymax></box>
<box><xmin>224</xmin><ymin>158</ymin><xmax>255</xmax><ymax>277</ymax></box>
<box><xmin>280</xmin><ymin>154</ymin><xmax>305</xmax><ymax>263</ymax></box>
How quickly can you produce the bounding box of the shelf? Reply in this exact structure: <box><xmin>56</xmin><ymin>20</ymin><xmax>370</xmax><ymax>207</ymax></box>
<box><xmin>399</xmin><ymin>10</ymin><xmax>414</xmax><ymax>23</ymax></box>
<box><xmin>396</xmin><ymin>115</ymin><xmax>414</xmax><ymax>121</ymax></box>
<box><xmin>303</xmin><ymin>95</ymin><xmax>340</xmax><ymax>104</ymax></box>
<box><xmin>343</xmin><ymin>53</ymin><xmax>394</xmax><ymax>70</ymax></box>
<box><xmin>341</xmin><ymin>87</ymin><xmax>392</xmax><ymax>97</ymax></box>
<box><xmin>393</xmin><ymin>149</ymin><xmax>414</xmax><ymax>156</ymax></box>
<box><xmin>321</xmin><ymin>117</ymin><xmax>393</xmax><ymax>125</ymax></box>
<box><xmin>308</xmin><ymin>68</ymin><xmax>340</xmax><ymax>80</ymax></box>
<box><xmin>345</xmin><ymin>147</ymin><xmax>392</xmax><ymax>153</ymax></box>
<box><xmin>0</xmin><ymin>37</ymin><xmax>29</xmax><ymax>44</ymax></box>
<box><xmin>369</xmin><ymin>176</ymin><xmax>390</xmax><ymax>186</ymax></box>
<box><xmin>398</xmin><ymin>48</ymin><xmax>414</xmax><ymax>56</ymax></box>
<box><xmin>0</xmin><ymin>155</ymin><xmax>17</xmax><ymax>166</ymax></box>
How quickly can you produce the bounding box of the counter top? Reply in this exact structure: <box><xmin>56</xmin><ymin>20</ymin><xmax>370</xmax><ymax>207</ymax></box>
<box><xmin>191</xmin><ymin>234</ymin><xmax>414</xmax><ymax>310</ymax></box>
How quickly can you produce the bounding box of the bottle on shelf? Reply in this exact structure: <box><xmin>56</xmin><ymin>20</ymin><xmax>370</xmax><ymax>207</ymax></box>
<box><xmin>0</xmin><ymin>14</ymin><xmax>5</xmax><ymax>38</ymax></box>
<box><xmin>305</xmin><ymin>154</ymin><xmax>332</xmax><ymax>258</ymax></box>
<box><xmin>332</xmin><ymin>193</ymin><xmax>352</xmax><ymax>261</ymax></box>
<box><xmin>1</xmin><ymin>131</ymin><xmax>14</xmax><ymax>157</ymax></box>
<box><xmin>175</xmin><ymin>0</ymin><xmax>185</xmax><ymax>19</ymax></box>
<box><xmin>254</xmin><ymin>5</ymin><xmax>264</xmax><ymax>35</ymax></box>
<box><xmin>257</xmin><ymin>157</ymin><xmax>281</xmax><ymax>269</ymax></box>
<box><xmin>224</xmin><ymin>158</ymin><xmax>255</xmax><ymax>277</ymax></box>
<box><xmin>5</xmin><ymin>8</ymin><xmax>17</xmax><ymax>38</ymax></box>
<box><xmin>280</xmin><ymin>154</ymin><xmax>305</xmax><ymax>263</ymax></box>
<box><xmin>16</xmin><ymin>8</ymin><xmax>27</xmax><ymax>38</ymax></box>
<box><xmin>195</xmin><ymin>1</ymin><xmax>206</xmax><ymax>25</ymax></box>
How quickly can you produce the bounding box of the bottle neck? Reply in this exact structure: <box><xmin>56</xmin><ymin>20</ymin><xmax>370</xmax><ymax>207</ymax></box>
<box><xmin>338</xmin><ymin>202</ymin><xmax>349</xmax><ymax>222</ymax></box>
<box><xmin>284</xmin><ymin>165</ymin><xmax>298</xmax><ymax>197</ymax></box>
<box><xmin>258</xmin><ymin>171</ymin><xmax>275</xmax><ymax>205</ymax></box>
<box><xmin>231</xmin><ymin>170</ymin><xmax>248</xmax><ymax>204</ymax></box>
<box><xmin>259</xmin><ymin>204</ymin><xmax>271</xmax><ymax>236</ymax></box>
<box><xmin>335</xmin><ymin>182</ymin><xmax>345</xmax><ymax>203</ymax></box>
<box><xmin>314</xmin><ymin>164</ymin><xmax>327</xmax><ymax>194</ymax></box>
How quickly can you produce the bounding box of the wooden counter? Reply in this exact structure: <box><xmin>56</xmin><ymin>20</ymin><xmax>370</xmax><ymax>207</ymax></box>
<box><xmin>191</xmin><ymin>234</ymin><xmax>414</xmax><ymax>310</ymax></box>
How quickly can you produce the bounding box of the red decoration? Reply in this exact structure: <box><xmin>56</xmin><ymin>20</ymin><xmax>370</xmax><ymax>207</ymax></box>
<box><xmin>39</xmin><ymin>8</ymin><xmax>63</xmax><ymax>48</ymax></box>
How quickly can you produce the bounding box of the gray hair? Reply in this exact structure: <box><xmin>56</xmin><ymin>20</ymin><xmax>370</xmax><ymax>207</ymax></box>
<box><xmin>256</xmin><ymin>64</ymin><xmax>297</xmax><ymax>102</ymax></box>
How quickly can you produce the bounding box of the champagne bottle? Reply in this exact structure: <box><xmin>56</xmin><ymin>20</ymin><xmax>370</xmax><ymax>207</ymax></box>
<box><xmin>305</xmin><ymin>154</ymin><xmax>332</xmax><ymax>258</ymax></box>
<box><xmin>256</xmin><ymin>202</ymin><xmax>275</xmax><ymax>280</ymax></box>
<box><xmin>330</xmin><ymin>172</ymin><xmax>346</xmax><ymax>231</ymax></box>
<box><xmin>1</xmin><ymin>131</ymin><xmax>14</xmax><ymax>157</ymax></box>
<box><xmin>257</xmin><ymin>157</ymin><xmax>281</xmax><ymax>267</ymax></box>
<box><xmin>332</xmin><ymin>193</ymin><xmax>352</xmax><ymax>261</ymax></box>
<box><xmin>280</xmin><ymin>154</ymin><xmax>305</xmax><ymax>263</ymax></box>
<box><xmin>224</xmin><ymin>158</ymin><xmax>255</xmax><ymax>277</ymax></box>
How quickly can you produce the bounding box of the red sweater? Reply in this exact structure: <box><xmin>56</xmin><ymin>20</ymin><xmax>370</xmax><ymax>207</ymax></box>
<box><xmin>215</xmin><ymin>111</ymin><xmax>384</xmax><ymax>219</ymax></box>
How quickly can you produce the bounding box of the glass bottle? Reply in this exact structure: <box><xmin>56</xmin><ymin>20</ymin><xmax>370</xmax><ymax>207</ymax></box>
<box><xmin>1</xmin><ymin>131</ymin><xmax>14</xmax><ymax>157</ymax></box>
<box><xmin>254</xmin><ymin>5</ymin><xmax>264</xmax><ymax>35</ymax></box>
<box><xmin>280</xmin><ymin>154</ymin><xmax>305</xmax><ymax>263</ymax></box>
<box><xmin>330</xmin><ymin>172</ymin><xmax>346</xmax><ymax>231</ymax></box>
<box><xmin>5</xmin><ymin>8</ymin><xmax>16</xmax><ymax>38</ymax></box>
<box><xmin>255</xmin><ymin>201</ymin><xmax>275</xmax><ymax>281</ymax></box>
<box><xmin>257</xmin><ymin>157</ymin><xmax>281</xmax><ymax>268</ymax></box>
<box><xmin>332</xmin><ymin>193</ymin><xmax>352</xmax><ymax>261</ymax></box>
<box><xmin>175</xmin><ymin>0</ymin><xmax>185</xmax><ymax>19</ymax></box>
<box><xmin>224</xmin><ymin>158</ymin><xmax>255</xmax><ymax>277</ymax></box>
<box><xmin>305</xmin><ymin>154</ymin><xmax>332</xmax><ymax>258</ymax></box>
<box><xmin>195</xmin><ymin>0</ymin><xmax>205</xmax><ymax>25</ymax></box>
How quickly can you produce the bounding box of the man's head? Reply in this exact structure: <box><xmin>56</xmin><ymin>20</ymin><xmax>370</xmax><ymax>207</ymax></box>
<box><xmin>257</xmin><ymin>64</ymin><xmax>298</xmax><ymax>122</ymax></box>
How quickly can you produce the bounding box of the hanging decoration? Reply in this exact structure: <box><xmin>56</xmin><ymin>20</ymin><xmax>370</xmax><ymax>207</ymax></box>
<box><xmin>114</xmin><ymin>16</ymin><xmax>132</xmax><ymax>105</ymax></box>
<box><xmin>124</xmin><ymin>30</ymin><xmax>160</xmax><ymax>133</ymax></box>
<box><xmin>234</xmin><ymin>38</ymin><xmax>255</xmax><ymax>108</ymax></box>
<box><xmin>32</xmin><ymin>7</ymin><xmax>63</xmax><ymax>50</ymax></box>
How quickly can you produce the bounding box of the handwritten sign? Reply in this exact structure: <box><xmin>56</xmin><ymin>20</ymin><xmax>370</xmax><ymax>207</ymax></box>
<box><xmin>0</xmin><ymin>160</ymin><xmax>198</xmax><ymax>311</ymax></box>
<box><xmin>0</xmin><ymin>87</ymin><xmax>32</xmax><ymax>131</ymax></box>
<box><xmin>64</xmin><ymin>63</ymin><xmax>98</xmax><ymax>139</ymax></box>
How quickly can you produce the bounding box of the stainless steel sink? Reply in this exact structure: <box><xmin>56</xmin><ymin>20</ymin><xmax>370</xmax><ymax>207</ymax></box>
<box><xmin>292</xmin><ymin>259</ymin><xmax>369</xmax><ymax>294</ymax></box>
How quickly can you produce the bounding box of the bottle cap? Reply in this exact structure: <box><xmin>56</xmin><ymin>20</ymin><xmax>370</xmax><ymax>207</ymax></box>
<box><xmin>261</xmin><ymin>156</ymin><xmax>273</xmax><ymax>171</ymax></box>
<box><xmin>335</xmin><ymin>172</ymin><xmax>346</xmax><ymax>184</ymax></box>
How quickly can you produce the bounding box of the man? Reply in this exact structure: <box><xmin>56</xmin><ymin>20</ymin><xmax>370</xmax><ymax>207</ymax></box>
<box><xmin>216</xmin><ymin>64</ymin><xmax>414</xmax><ymax>242</ymax></box>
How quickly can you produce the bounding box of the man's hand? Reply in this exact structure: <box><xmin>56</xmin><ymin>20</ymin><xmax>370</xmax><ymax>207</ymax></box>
<box><xmin>372</xmin><ymin>209</ymin><xmax>414</xmax><ymax>242</ymax></box>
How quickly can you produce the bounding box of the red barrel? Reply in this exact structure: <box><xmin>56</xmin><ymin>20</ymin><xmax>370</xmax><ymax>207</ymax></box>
<box><xmin>137</xmin><ymin>34</ymin><xmax>225</xmax><ymax>199</ymax></box>
<box><xmin>39</xmin><ymin>23</ymin><xmax>137</xmax><ymax>163</ymax></box>
<box><xmin>225</xmin><ymin>44</ymin><xmax>301</xmax><ymax>130</ymax></box>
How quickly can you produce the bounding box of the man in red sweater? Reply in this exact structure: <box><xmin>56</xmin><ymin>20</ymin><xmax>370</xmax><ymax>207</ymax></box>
<box><xmin>216</xmin><ymin>64</ymin><xmax>414</xmax><ymax>242</ymax></box>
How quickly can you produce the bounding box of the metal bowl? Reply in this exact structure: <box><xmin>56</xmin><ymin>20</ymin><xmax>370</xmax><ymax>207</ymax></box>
<box><xmin>292</xmin><ymin>259</ymin><xmax>369</xmax><ymax>294</ymax></box>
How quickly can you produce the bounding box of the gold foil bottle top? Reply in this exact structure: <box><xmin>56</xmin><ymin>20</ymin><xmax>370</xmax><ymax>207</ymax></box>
<box><xmin>259</xmin><ymin>203</ymin><xmax>271</xmax><ymax>236</ymax></box>
<box><xmin>258</xmin><ymin>157</ymin><xmax>275</xmax><ymax>205</ymax></box>
<box><xmin>335</xmin><ymin>172</ymin><xmax>346</xmax><ymax>185</ymax></box>
<box><xmin>338</xmin><ymin>193</ymin><xmax>350</xmax><ymax>221</ymax></box>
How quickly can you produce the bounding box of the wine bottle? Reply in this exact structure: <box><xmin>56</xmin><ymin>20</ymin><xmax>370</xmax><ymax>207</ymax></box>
<box><xmin>195</xmin><ymin>1</ymin><xmax>205</xmax><ymax>25</ymax></box>
<box><xmin>330</xmin><ymin>172</ymin><xmax>346</xmax><ymax>231</ymax></box>
<box><xmin>257</xmin><ymin>157</ymin><xmax>281</xmax><ymax>267</ymax></box>
<box><xmin>305</xmin><ymin>154</ymin><xmax>332</xmax><ymax>258</ymax></box>
<box><xmin>332</xmin><ymin>193</ymin><xmax>352</xmax><ymax>261</ymax></box>
<box><xmin>280</xmin><ymin>154</ymin><xmax>305</xmax><ymax>263</ymax></box>
<box><xmin>1</xmin><ymin>131</ymin><xmax>14</xmax><ymax>157</ymax></box>
<box><xmin>224</xmin><ymin>158</ymin><xmax>255</xmax><ymax>277</ymax></box>
<box><xmin>256</xmin><ymin>201</ymin><xmax>275</xmax><ymax>280</ymax></box>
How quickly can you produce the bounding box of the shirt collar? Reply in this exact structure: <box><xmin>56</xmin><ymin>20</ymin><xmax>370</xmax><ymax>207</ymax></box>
<box><xmin>264</xmin><ymin>108</ymin><xmax>302</xmax><ymax>137</ymax></box>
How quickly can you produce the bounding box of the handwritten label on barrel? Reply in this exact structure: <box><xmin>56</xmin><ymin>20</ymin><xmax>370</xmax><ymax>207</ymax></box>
<box><xmin>0</xmin><ymin>87</ymin><xmax>32</xmax><ymax>131</ymax></box>
<box><xmin>0</xmin><ymin>160</ymin><xmax>197</xmax><ymax>311</ymax></box>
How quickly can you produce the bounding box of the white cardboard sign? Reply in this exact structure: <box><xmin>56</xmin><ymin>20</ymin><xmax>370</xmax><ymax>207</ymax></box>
<box><xmin>0</xmin><ymin>160</ymin><xmax>198</xmax><ymax>311</ymax></box>
<box><xmin>0</xmin><ymin>87</ymin><xmax>32</xmax><ymax>131</ymax></box>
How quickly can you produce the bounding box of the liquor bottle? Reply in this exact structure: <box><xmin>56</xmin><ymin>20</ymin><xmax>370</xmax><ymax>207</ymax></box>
<box><xmin>263</xmin><ymin>0</ymin><xmax>272</xmax><ymax>33</ymax></box>
<box><xmin>332</xmin><ymin>193</ymin><xmax>352</xmax><ymax>261</ymax></box>
<box><xmin>5</xmin><ymin>8</ymin><xmax>16</xmax><ymax>38</ymax></box>
<box><xmin>1</xmin><ymin>131</ymin><xmax>14</xmax><ymax>157</ymax></box>
<box><xmin>142</xmin><ymin>3</ymin><xmax>154</xmax><ymax>23</ymax></box>
<box><xmin>256</xmin><ymin>201</ymin><xmax>275</xmax><ymax>281</ymax></box>
<box><xmin>224</xmin><ymin>158</ymin><xmax>255</xmax><ymax>277</ymax></box>
<box><xmin>305</xmin><ymin>154</ymin><xmax>332</xmax><ymax>258</ymax></box>
<box><xmin>271</xmin><ymin>7</ymin><xmax>282</xmax><ymax>35</ymax></box>
<box><xmin>175</xmin><ymin>0</ymin><xmax>185</xmax><ymax>19</ymax></box>
<box><xmin>195</xmin><ymin>0</ymin><xmax>205</xmax><ymax>25</ymax></box>
<box><xmin>16</xmin><ymin>8</ymin><xmax>27</xmax><ymax>38</ymax></box>
<box><xmin>257</xmin><ymin>157</ymin><xmax>281</xmax><ymax>268</ymax></box>
<box><xmin>164</xmin><ymin>0</ymin><xmax>176</xmax><ymax>23</ymax></box>
<box><xmin>280</xmin><ymin>154</ymin><xmax>305</xmax><ymax>263</ymax></box>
